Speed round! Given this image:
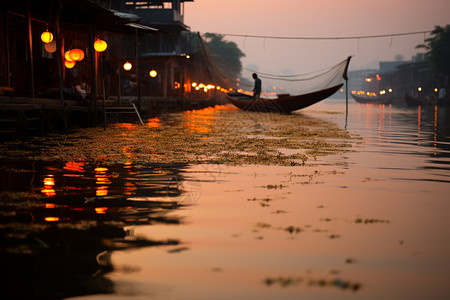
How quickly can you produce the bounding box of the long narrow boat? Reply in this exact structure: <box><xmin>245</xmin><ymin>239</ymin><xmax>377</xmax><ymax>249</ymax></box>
<box><xmin>351</xmin><ymin>94</ymin><xmax>394</xmax><ymax>105</ymax></box>
<box><xmin>226</xmin><ymin>84</ymin><xmax>343</xmax><ymax>113</ymax></box>
<box><xmin>403</xmin><ymin>93</ymin><xmax>430</xmax><ymax>107</ymax></box>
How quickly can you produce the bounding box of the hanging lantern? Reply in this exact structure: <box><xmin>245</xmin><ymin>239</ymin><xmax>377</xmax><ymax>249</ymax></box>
<box><xmin>65</xmin><ymin>51</ymin><xmax>74</xmax><ymax>62</ymax></box>
<box><xmin>65</xmin><ymin>60</ymin><xmax>76</xmax><ymax>69</ymax></box>
<box><xmin>44</xmin><ymin>40</ymin><xmax>57</xmax><ymax>53</ymax></box>
<box><xmin>69</xmin><ymin>49</ymin><xmax>84</xmax><ymax>61</ymax></box>
<box><xmin>149</xmin><ymin>70</ymin><xmax>158</xmax><ymax>78</ymax></box>
<box><xmin>41</xmin><ymin>30</ymin><xmax>53</xmax><ymax>43</ymax></box>
<box><xmin>94</xmin><ymin>39</ymin><xmax>107</xmax><ymax>52</ymax></box>
<box><xmin>123</xmin><ymin>62</ymin><xmax>132</xmax><ymax>71</ymax></box>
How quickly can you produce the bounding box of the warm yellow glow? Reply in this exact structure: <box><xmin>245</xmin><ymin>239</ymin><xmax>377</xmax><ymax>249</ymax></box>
<box><xmin>43</xmin><ymin>177</ymin><xmax>55</xmax><ymax>186</ymax></box>
<box><xmin>434</xmin><ymin>88</ymin><xmax>438</xmax><ymax>92</ymax></box>
<box><xmin>41</xmin><ymin>189</ymin><xmax>55</xmax><ymax>196</ymax></box>
<box><xmin>146</xmin><ymin>117</ymin><xmax>161</xmax><ymax>128</ymax></box>
<box><xmin>45</xmin><ymin>203</ymin><xmax>56</xmax><ymax>209</ymax></box>
<box><xmin>123</xmin><ymin>61</ymin><xmax>132</xmax><ymax>71</ymax></box>
<box><xmin>64</xmin><ymin>161</ymin><xmax>85</xmax><ymax>172</ymax></box>
<box><xmin>186</xmin><ymin>55</ymin><xmax>190</xmax><ymax>59</ymax></box>
<box><xmin>96</xmin><ymin>189</ymin><xmax>108</xmax><ymax>196</ymax></box>
<box><xmin>65</xmin><ymin>51</ymin><xmax>74</xmax><ymax>62</ymax></box>
<box><xmin>41</xmin><ymin>30</ymin><xmax>53</xmax><ymax>43</ymax></box>
<box><xmin>192</xmin><ymin>82</ymin><xmax>197</xmax><ymax>87</ymax></box>
<box><xmin>388</xmin><ymin>89</ymin><xmax>393</xmax><ymax>92</ymax></box>
<box><xmin>69</xmin><ymin>49</ymin><xmax>85</xmax><ymax>61</ymax></box>
<box><xmin>418</xmin><ymin>87</ymin><xmax>422</xmax><ymax>92</ymax></box>
<box><xmin>45</xmin><ymin>217</ymin><xmax>59</xmax><ymax>222</ymax></box>
<box><xmin>96</xmin><ymin>177</ymin><xmax>109</xmax><ymax>182</ymax></box>
<box><xmin>95</xmin><ymin>167</ymin><xmax>109</xmax><ymax>172</ymax></box>
<box><xmin>95</xmin><ymin>207</ymin><xmax>108</xmax><ymax>214</ymax></box>
<box><xmin>149</xmin><ymin>70</ymin><xmax>158</xmax><ymax>77</ymax></box>
<box><xmin>65</xmin><ymin>60</ymin><xmax>76</xmax><ymax>69</ymax></box>
<box><xmin>94</xmin><ymin>39</ymin><xmax>107</xmax><ymax>52</ymax></box>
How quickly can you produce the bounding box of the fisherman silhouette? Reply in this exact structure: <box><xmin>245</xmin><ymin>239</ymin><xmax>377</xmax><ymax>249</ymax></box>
<box><xmin>252</xmin><ymin>73</ymin><xmax>262</xmax><ymax>100</ymax></box>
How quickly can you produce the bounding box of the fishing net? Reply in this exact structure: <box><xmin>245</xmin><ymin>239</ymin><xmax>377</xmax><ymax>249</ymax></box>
<box><xmin>196</xmin><ymin>33</ymin><xmax>350</xmax><ymax>98</ymax></box>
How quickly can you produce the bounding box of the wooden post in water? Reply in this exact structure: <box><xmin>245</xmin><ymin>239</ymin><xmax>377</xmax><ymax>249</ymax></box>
<box><xmin>343</xmin><ymin>56</ymin><xmax>352</xmax><ymax>129</ymax></box>
<box><xmin>345</xmin><ymin>78</ymin><xmax>349</xmax><ymax>129</ymax></box>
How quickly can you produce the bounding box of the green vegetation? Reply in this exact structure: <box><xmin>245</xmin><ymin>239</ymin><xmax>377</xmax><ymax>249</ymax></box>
<box><xmin>417</xmin><ymin>25</ymin><xmax>450</xmax><ymax>80</ymax></box>
<box><xmin>203</xmin><ymin>33</ymin><xmax>245</xmax><ymax>75</ymax></box>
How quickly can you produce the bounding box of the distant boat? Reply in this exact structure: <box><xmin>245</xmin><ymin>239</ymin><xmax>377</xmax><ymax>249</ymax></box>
<box><xmin>351</xmin><ymin>94</ymin><xmax>394</xmax><ymax>105</ymax></box>
<box><xmin>226</xmin><ymin>84</ymin><xmax>343</xmax><ymax>113</ymax></box>
<box><xmin>403</xmin><ymin>93</ymin><xmax>430</xmax><ymax>107</ymax></box>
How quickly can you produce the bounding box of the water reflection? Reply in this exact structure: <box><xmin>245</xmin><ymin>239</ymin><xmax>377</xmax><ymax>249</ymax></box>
<box><xmin>351</xmin><ymin>102</ymin><xmax>450</xmax><ymax>182</ymax></box>
<box><xmin>0</xmin><ymin>160</ymin><xmax>192</xmax><ymax>299</ymax></box>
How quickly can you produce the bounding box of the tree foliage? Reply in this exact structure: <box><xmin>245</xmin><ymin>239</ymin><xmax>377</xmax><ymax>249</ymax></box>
<box><xmin>203</xmin><ymin>33</ymin><xmax>245</xmax><ymax>75</ymax></box>
<box><xmin>417</xmin><ymin>25</ymin><xmax>450</xmax><ymax>78</ymax></box>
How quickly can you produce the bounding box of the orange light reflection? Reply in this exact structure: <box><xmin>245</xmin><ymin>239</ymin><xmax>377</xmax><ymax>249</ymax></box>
<box><xmin>95</xmin><ymin>207</ymin><xmax>108</xmax><ymax>214</ymax></box>
<box><xmin>64</xmin><ymin>161</ymin><xmax>85</xmax><ymax>173</ymax></box>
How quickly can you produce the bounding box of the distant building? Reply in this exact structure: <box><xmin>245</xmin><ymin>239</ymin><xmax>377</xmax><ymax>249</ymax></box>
<box><xmin>379</xmin><ymin>60</ymin><xmax>411</xmax><ymax>73</ymax></box>
<box><xmin>349</xmin><ymin>55</ymin><xmax>443</xmax><ymax>104</ymax></box>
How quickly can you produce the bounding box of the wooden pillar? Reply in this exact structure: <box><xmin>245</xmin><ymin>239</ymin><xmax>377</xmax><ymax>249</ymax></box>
<box><xmin>163</xmin><ymin>61</ymin><xmax>168</xmax><ymax>98</ymax></box>
<box><xmin>135</xmin><ymin>28</ymin><xmax>141</xmax><ymax>109</ymax></box>
<box><xmin>26</xmin><ymin>0</ymin><xmax>35</xmax><ymax>98</ymax></box>
<box><xmin>55</xmin><ymin>0</ymin><xmax>67</xmax><ymax>133</ymax></box>
<box><xmin>88</xmin><ymin>14</ymin><xmax>98</xmax><ymax>126</ymax></box>
<box><xmin>1</xmin><ymin>10</ymin><xmax>11</xmax><ymax>87</ymax></box>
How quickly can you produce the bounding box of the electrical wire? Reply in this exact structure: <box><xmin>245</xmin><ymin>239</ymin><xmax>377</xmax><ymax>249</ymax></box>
<box><xmin>217</xmin><ymin>30</ymin><xmax>432</xmax><ymax>41</ymax></box>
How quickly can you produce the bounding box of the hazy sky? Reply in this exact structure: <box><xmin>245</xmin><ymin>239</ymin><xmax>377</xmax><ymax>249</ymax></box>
<box><xmin>184</xmin><ymin>0</ymin><xmax>450</xmax><ymax>74</ymax></box>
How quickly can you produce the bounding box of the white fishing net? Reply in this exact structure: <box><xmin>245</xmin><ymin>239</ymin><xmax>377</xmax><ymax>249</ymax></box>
<box><xmin>197</xmin><ymin>34</ymin><xmax>350</xmax><ymax>98</ymax></box>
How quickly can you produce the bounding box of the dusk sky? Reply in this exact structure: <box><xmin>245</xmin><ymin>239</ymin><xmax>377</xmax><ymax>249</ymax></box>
<box><xmin>184</xmin><ymin>0</ymin><xmax>450</xmax><ymax>74</ymax></box>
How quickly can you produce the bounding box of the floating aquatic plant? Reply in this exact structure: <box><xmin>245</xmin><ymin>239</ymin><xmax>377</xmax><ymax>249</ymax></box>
<box><xmin>0</xmin><ymin>107</ymin><xmax>358</xmax><ymax>167</ymax></box>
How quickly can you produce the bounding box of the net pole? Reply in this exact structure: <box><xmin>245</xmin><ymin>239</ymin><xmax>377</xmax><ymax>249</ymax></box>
<box><xmin>345</xmin><ymin>78</ymin><xmax>348</xmax><ymax>129</ymax></box>
<box><xmin>343</xmin><ymin>56</ymin><xmax>352</xmax><ymax>130</ymax></box>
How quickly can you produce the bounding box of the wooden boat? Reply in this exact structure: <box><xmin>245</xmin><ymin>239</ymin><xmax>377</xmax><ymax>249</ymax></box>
<box><xmin>404</xmin><ymin>93</ymin><xmax>430</xmax><ymax>107</ymax></box>
<box><xmin>226</xmin><ymin>84</ymin><xmax>343</xmax><ymax>113</ymax></box>
<box><xmin>351</xmin><ymin>94</ymin><xmax>394</xmax><ymax>105</ymax></box>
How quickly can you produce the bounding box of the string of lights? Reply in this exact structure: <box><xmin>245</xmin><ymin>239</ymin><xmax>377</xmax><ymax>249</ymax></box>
<box><xmin>218</xmin><ymin>30</ymin><xmax>432</xmax><ymax>40</ymax></box>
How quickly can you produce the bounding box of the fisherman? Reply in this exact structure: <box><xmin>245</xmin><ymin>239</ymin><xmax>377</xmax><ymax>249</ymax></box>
<box><xmin>252</xmin><ymin>73</ymin><xmax>262</xmax><ymax>100</ymax></box>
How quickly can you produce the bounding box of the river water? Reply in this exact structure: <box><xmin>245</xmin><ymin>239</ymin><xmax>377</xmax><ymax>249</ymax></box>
<box><xmin>2</xmin><ymin>99</ymin><xmax>450</xmax><ymax>300</ymax></box>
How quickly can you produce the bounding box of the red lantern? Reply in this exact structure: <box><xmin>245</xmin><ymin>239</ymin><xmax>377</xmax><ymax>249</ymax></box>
<box><xmin>65</xmin><ymin>51</ymin><xmax>74</xmax><ymax>62</ymax></box>
<box><xmin>41</xmin><ymin>30</ymin><xmax>53</xmax><ymax>43</ymax></box>
<box><xmin>65</xmin><ymin>60</ymin><xmax>76</xmax><ymax>69</ymax></box>
<box><xmin>69</xmin><ymin>49</ymin><xmax>84</xmax><ymax>61</ymax></box>
<box><xmin>94</xmin><ymin>39</ymin><xmax>107</xmax><ymax>52</ymax></box>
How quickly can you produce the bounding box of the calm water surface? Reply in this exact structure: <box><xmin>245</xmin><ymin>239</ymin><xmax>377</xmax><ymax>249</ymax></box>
<box><xmin>2</xmin><ymin>100</ymin><xmax>450</xmax><ymax>300</ymax></box>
